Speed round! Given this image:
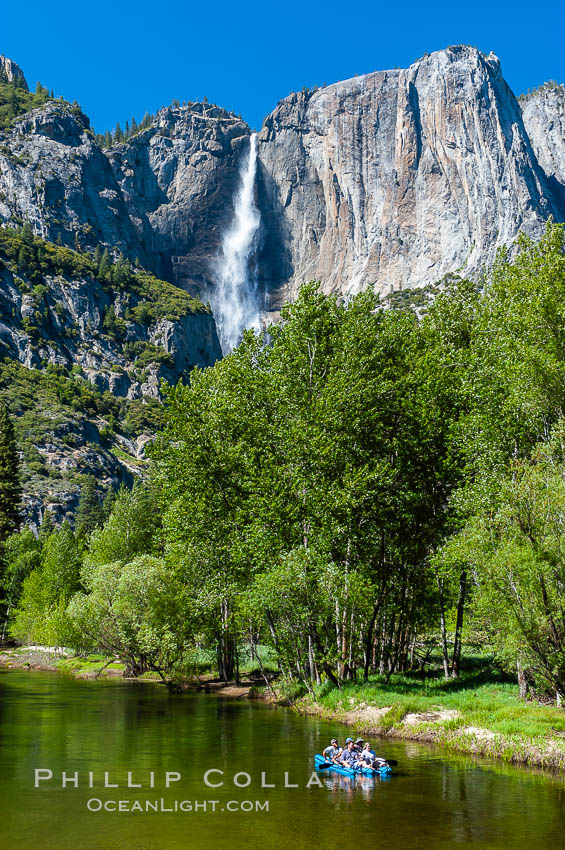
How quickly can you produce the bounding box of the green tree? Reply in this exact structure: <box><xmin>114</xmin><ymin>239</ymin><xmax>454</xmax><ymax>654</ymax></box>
<box><xmin>68</xmin><ymin>555</ymin><xmax>190</xmax><ymax>685</ymax></box>
<box><xmin>75</xmin><ymin>475</ymin><xmax>104</xmax><ymax>539</ymax></box>
<box><xmin>85</xmin><ymin>482</ymin><xmax>160</xmax><ymax>569</ymax></box>
<box><xmin>448</xmin><ymin>423</ymin><xmax>565</xmax><ymax>700</ymax></box>
<box><xmin>0</xmin><ymin>527</ymin><xmax>40</xmax><ymax>640</ymax></box>
<box><xmin>152</xmin><ymin>285</ymin><xmax>456</xmax><ymax>685</ymax></box>
<box><xmin>98</xmin><ymin>248</ymin><xmax>112</xmax><ymax>281</ymax></box>
<box><xmin>0</xmin><ymin>401</ymin><xmax>22</xmax><ymax>542</ymax></box>
<box><xmin>11</xmin><ymin>521</ymin><xmax>81</xmax><ymax>646</ymax></box>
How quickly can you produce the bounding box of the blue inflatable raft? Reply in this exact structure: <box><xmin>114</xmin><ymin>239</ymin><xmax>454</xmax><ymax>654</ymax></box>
<box><xmin>314</xmin><ymin>753</ymin><xmax>392</xmax><ymax>776</ymax></box>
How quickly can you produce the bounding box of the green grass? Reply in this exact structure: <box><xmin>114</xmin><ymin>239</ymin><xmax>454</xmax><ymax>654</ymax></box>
<box><xmin>311</xmin><ymin>655</ymin><xmax>565</xmax><ymax>745</ymax></box>
<box><xmin>55</xmin><ymin>654</ymin><xmax>124</xmax><ymax>675</ymax></box>
<box><xmin>110</xmin><ymin>446</ymin><xmax>148</xmax><ymax>467</ymax></box>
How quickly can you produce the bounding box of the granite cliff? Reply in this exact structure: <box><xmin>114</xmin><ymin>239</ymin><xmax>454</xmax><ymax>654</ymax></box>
<box><xmin>256</xmin><ymin>46</ymin><xmax>565</xmax><ymax>306</ymax></box>
<box><xmin>0</xmin><ymin>226</ymin><xmax>220</xmax><ymax>523</ymax></box>
<box><xmin>1</xmin><ymin>47</ymin><xmax>564</xmax><ymax>310</ymax></box>
<box><xmin>521</xmin><ymin>82</ymin><xmax>565</xmax><ymax>202</ymax></box>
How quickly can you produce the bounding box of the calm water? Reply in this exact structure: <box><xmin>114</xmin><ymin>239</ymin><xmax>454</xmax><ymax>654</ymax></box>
<box><xmin>0</xmin><ymin>671</ymin><xmax>564</xmax><ymax>849</ymax></box>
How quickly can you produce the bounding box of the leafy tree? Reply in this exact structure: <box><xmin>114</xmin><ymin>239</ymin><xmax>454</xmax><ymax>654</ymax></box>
<box><xmin>68</xmin><ymin>555</ymin><xmax>190</xmax><ymax>685</ymax></box>
<box><xmin>0</xmin><ymin>527</ymin><xmax>40</xmax><ymax>640</ymax></box>
<box><xmin>10</xmin><ymin>521</ymin><xmax>81</xmax><ymax>646</ymax></box>
<box><xmin>447</xmin><ymin>423</ymin><xmax>565</xmax><ymax>699</ymax></box>
<box><xmin>84</xmin><ymin>482</ymin><xmax>161</xmax><ymax>569</ymax></box>
<box><xmin>153</xmin><ymin>285</ymin><xmax>456</xmax><ymax>684</ymax></box>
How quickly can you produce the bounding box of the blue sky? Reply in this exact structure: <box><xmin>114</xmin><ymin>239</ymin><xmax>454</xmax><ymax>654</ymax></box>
<box><xmin>2</xmin><ymin>1</ymin><xmax>563</xmax><ymax>133</ymax></box>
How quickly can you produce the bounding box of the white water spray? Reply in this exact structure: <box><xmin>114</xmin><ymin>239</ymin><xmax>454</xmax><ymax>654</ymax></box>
<box><xmin>211</xmin><ymin>133</ymin><xmax>262</xmax><ymax>354</ymax></box>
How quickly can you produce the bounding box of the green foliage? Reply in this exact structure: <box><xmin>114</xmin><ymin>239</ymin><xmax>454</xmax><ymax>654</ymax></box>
<box><xmin>84</xmin><ymin>482</ymin><xmax>161</xmax><ymax>569</ymax></box>
<box><xmin>152</xmin><ymin>283</ymin><xmax>459</xmax><ymax>685</ymax></box>
<box><xmin>0</xmin><ymin>224</ymin><xmax>207</xmax><ymax>510</ymax></box>
<box><xmin>0</xmin><ymin>224</ymin><xmax>207</xmax><ymax>321</ymax></box>
<box><xmin>446</xmin><ymin>424</ymin><xmax>565</xmax><ymax>697</ymax></box>
<box><xmin>94</xmin><ymin>111</ymin><xmax>156</xmax><ymax>149</ymax></box>
<box><xmin>4</xmin><ymin>220</ymin><xmax>565</xmax><ymax>709</ymax></box>
<box><xmin>10</xmin><ymin>521</ymin><xmax>81</xmax><ymax>646</ymax></box>
<box><xmin>124</xmin><ymin>398</ymin><xmax>164</xmax><ymax>435</ymax></box>
<box><xmin>0</xmin><ymin>400</ymin><xmax>22</xmax><ymax>541</ymax></box>
<box><xmin>0</xmin><ymin>78</ymin><xmax>51</xmax><ymax>130</ymax></box>
<box><xmin>517</xmin><ymin>80</ymin><xmax>564</xmax><ymax>102</ymax></box>
<box><xmin>74</xmin><ymin>475</ymin><xmax>104</xmax><ymax>539</ymax></box>
<box><xmin>0</xmin><ymin>527</ymin><xmax>40</xmax><ymax>637</ymax></box>
<box><xmin>67</xmin><ymin>555</ymin><xmax>189</xmax><ymax>680</ymax></box>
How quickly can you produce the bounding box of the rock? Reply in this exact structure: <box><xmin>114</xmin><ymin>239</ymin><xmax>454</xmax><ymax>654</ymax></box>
<box><xmin>0</xmin><ymin>102</ymin><xmax>143</xmax><ymax>258</ymax></box>
<box><xmin>0</xmin><ymin>55</ymin><xmax>28</xmax><ymax>88</ymax></box>
<box><xmin>521</xmin><ymin>84</ymin><xmax>565</xmax><ymax>209</ymax></box>
<box><xmin>0</xmin><ymin>242</ymin><xmax>221</xmax><ymax>524</ymax></box>
<box><xmin>256</xmin><ymin>46</ymin><xmax>561</xmax><ymax>306</ymax></box>
<box><xmin>1</xmin><ymin>47</ymin><xmax>564</xmax><ymax>331</ymax></box>
<box><xmin>107</xmin><ymin>102</ymin><xmax>250</xmax><ymax>295</ymax></box>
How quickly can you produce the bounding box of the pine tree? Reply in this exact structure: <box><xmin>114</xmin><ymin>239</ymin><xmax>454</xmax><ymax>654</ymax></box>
<box><xmin>21</xmin><ymin>221</ymin><xmax>33</xmax><ymax>244</ymax></box>
<box><xmin>102</xmin><ymin>488</ymin><xmax>116</xmax><ymax>521</ymax></box>
<box><xmin>38</xmin><ymin>509</ymin><xmax>54</xmax><ymax>544</ymax></box>
<box><xmin>75</xmin><ymin>475</ymin><xmax>104</xmax><ymax>539</ymax></box>
<box><xmin>98</xmin><ymin>248</ymin><xmax>112</xmax><ymax>280</ymax></box>
<box><xmin>0</xmin><ymin>402</ymin><xmax>22</xmax><ymax>542</ymax></box>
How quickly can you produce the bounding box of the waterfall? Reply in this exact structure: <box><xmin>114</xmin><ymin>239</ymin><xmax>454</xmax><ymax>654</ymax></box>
<box><xmin>211</xmin><ymin>133</ymin><xmax>262</xmax><ymax>354</ymax></box>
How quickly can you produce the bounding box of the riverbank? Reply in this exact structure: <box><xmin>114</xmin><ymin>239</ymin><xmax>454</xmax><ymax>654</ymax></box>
<box><xmin>0</xmin><ymin>646</ymin><xmax>259</xmax><ymax>697</ymax></box>
<box><xmin>294</xmin><ymin>667</ymin><xmax>565</xmax><ymax>771</ymax></box>
<box><xmin>4</xmin><ymin>646</ymin><xmax>565</xmax><ymax>770</ymax></box>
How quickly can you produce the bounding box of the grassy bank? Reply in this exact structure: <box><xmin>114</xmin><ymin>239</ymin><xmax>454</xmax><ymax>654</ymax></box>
<box><xmin>295</xmin><ymin>657</ymin><xmax>565</xmax><ymax>770</ymax></box>
<box><xmin>0</xmin><ymin>645</ymin><xmax>276</xmax><ymax>696</ymax></box>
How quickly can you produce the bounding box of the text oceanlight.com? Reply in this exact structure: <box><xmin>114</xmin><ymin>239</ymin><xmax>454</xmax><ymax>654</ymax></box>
<box><xmin>86</xmin><ymin>799</ymin><xmax>269</xmax><ymax>813</ymax></box>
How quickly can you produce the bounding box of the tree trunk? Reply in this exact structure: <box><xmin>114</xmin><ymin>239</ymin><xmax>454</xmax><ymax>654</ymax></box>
<box><xmin>451</xmin><ymin>571</ymin><xmax>466</xmax><ymax>677</ymax></box>
<box><xmin>363</xmin><ymin>600</ymin><xmax>383</xmax><ymax>682</ymax></box>
<box><xmin>436</xmin><ymin>575</ymin><xmax>450</xmax><ymax>680</ymax></box>
<box><xmin>517</xmin><ymin>658</ymin><xmax>529</xmax><ymax>699</ymax></box>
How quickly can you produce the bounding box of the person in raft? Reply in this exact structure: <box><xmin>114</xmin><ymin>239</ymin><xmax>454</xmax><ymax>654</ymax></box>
<box><xmin>340</xmin><ymin>738</ymin><xmax>361</xmax><ymax>768</ymax></box>
<box><xmin>361</xmin><ymin>741</ymin><xmax>388</xmax><ymax>769</ymax></box>
<box><xmin>322</xmin><ymin>738</ymin><xmax>342</xmax><ymax>763</ymax></box>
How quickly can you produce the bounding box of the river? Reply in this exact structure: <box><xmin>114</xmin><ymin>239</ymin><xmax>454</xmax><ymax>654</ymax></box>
<box><xmin>0</xmin><ymin>670</ymin><xmax>563</xmax><ymax>849</ymax></box>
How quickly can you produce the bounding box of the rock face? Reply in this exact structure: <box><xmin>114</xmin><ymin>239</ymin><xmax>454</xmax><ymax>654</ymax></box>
<box><xmin>0</xmin><ymin>55</ymin><xmax>27</xmax><ymax>88</ymax></box>
<box><xmin>0</xmin><ymin>46</ymin><xmax>564</xmax><ymax>314</ymax></box>
<box><xmin>0</xmin><ymin>45</ymin><xmax>563</xmax><ymax>521</ymax></box>
<box><xmin>0</xmin><ymin>231</ymin><xmax>221</xmax><ymax>524</ymax></box>
<box><xmin>521</xmin><ymin>84</ymin><xmax>565</xmax><ymax>203</ymax></box>
<box><xmin>0</xmin><ymin>266</ymin><xmax>219</xmax><ymax>398</ymax></box>
<box><xmin>0</xmin><ymin>103</ymin><xmax>142</xmax><ymax>256</ymax></box>
<box><xmin>107</xmin><ymin>103</ymin><xmax>250</xmax><ymax>296</ymax></box>
<box><xmin>256</xmin><ymin>46</ymin><xmax>563</xmax><ymax>306</ymax></box>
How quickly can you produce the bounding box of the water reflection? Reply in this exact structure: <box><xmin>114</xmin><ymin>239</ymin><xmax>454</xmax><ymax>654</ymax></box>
<box><xmin>0</xmin><ymin>671</ymin><xmax>564</xmax><ymax>850</ymax></box>
<box><xmin>319</xmin><ymin>771</ymin><xmax>391</xmax><ymax>801</ymax></box>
